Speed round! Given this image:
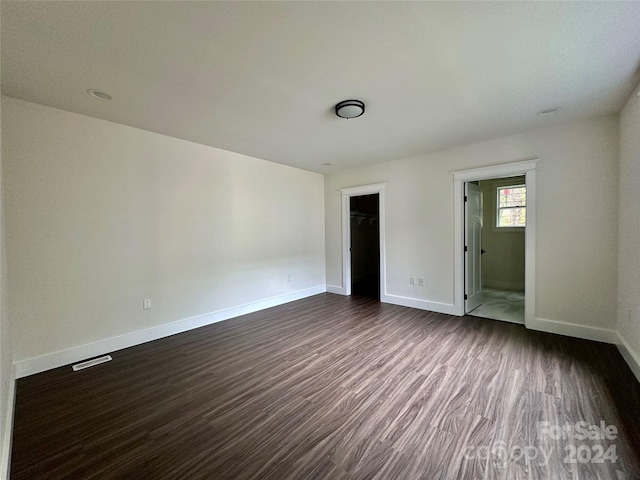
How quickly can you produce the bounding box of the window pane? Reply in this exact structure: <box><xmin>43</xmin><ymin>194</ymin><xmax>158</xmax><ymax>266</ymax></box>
<box><xmin>499</xmin><ymin>186</ymin><xmax>526</xmax><ymax>208</ymax></box>
<box><xmin>498</xmin><ymin>207</ymin><xmax>526</xmax><ymax>227</ymax></box>
<box><xmin>497</xmin><ymin>184</ymin><xmax>526</xmax><ymax>228</ymax></box>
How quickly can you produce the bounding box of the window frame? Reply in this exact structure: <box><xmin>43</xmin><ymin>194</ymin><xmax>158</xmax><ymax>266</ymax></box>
<box><xmin>495</xmin><ymin>183</ymin><xmax>526</xmax><ymax>229</ymax></box>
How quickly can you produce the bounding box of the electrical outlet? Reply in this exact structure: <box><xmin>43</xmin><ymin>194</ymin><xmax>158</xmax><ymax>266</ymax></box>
<box><xmin>287</xmin><ymin>274</ymin><xmax>292</xmax><ymax>282</ymax></box>
<box><xmin>418</xmin><ymin>277</ymin><xmax>424</xmax><ymax>287</ymax></box>
<box><xmin>410</xmin><ymin>276</ymin><xmax>416</xmax><ymax>286</ymax></box>
<box><xmin>143</xmin><ymin>299</ymin><xmax>151</xmax><ymax>310</ymax></box>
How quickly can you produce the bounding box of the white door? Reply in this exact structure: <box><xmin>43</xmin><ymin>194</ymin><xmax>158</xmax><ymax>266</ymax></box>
<box><xmin>465</xmin><ymin>182</ymin><xmax>483</xmax><ymax>312</ymax></box>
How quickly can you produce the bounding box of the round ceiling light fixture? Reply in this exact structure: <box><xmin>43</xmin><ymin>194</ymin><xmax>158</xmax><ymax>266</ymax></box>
<box><xmin>335</xmin><ymin>99</ymin><xmax>365</xmax><ymax>119</ymax></box>
<box><xmin>87</xmin><ymin>89</ymin><xmax>112</xmax><ymax>101</ymax></box>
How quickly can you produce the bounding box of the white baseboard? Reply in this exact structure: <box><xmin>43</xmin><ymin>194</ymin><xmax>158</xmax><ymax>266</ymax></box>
<box><xmin>0</xmin><ymin>374</ymin><xmax>15</xmax><ymax>480</ymax></box>
<box><xmin>326</xmin><ymin>285</ymin><xmax>347</xmax><ymax>295</ymax></box>
<box><xmin>14</xmin><ymin>285</ymin><xmax>326</xmax><ymax>379</ymax></box>
<box><xmin>526</xmin><ymin>317</ymin><xmax>617</xmax><ymax>344</ymax></box>
<box><xmin>381</xmin><ymin>293</ymin><xmax>458</xmax><ymax>316</ymax></box>
<box><xmin>617</xmin><ymin>333</ymin><xmax>640</xmax><ymax>384</ymax></box>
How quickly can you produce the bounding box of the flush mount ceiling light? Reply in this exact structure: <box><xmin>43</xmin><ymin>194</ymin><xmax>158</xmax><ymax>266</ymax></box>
<box><xmin>335</xmin><ymin>99</ymin><xmax>365</xmax><ymax>119</ymax></box>
<box><xmin>537</xmin><ymin>107</ymin><xmax>559</xmax><ymax>116</ymax></box>
<box><xmin>87</xmin><ymin>89</ymin><xmax>112</xmax><ymax>100</ymax></box>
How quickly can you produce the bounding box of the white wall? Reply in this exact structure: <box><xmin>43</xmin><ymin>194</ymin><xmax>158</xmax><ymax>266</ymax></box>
<box><xmin>326</xmin><ymin>115</ymin><xmax>619</xmax><ymax>332</ymax></box>
<box><xmin>3</xmin><ymin>96</ymin><xmax>325</xmax><ymax>369</ymax></box>
<box><xmin>1</xmin><ymin>72</ymin><xmax>16</xmax><ymax>480</ymax></box>
<box><xmin>617</xmin><ymin>87</ymin><xmax>640</xmax><ymax>379</ymax></box>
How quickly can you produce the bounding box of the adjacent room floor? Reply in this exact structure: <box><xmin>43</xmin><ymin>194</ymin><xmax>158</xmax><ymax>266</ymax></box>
<box><xmin>10</xmin><ymin>293</ymin><xmax>640</xmax><ymax>480</ymax></box>
<box><xmin>468</xmin><ymin>288</ymin><xmax>525</xmax><ymax>324</ymax></box>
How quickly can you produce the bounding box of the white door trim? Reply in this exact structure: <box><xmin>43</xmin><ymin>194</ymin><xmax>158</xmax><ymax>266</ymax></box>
<box><xmin>452</xmin><ymin>159</ymin><xmax>537</xmax><ymax>326</ymax></box>
<box><xmin>340</xmin><ymin>183</ymin><xmax>386</xmax><ymax>297</ymax></box>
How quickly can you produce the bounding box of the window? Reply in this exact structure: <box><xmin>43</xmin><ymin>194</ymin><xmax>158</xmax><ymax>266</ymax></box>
<box><xmin>496</xmin><ymin>184</ymin><xmax>526</xmax><ymax>227</ymax></box>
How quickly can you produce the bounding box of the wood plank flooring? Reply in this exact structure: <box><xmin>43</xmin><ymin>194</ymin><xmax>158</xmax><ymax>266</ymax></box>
<box><xmin>10</xmin><ymin>293</ymin><xmax>640</xmax><ymax>479</ymax></box>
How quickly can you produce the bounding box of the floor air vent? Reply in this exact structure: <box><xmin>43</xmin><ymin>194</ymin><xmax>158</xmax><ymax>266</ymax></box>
<box><xmin>72</xmin><ymin>355</ymin><xmax>113</xmax><ymax>371</ymax></box>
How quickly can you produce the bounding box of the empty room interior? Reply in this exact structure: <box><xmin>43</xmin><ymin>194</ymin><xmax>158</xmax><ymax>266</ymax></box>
<box><xmin>1</xmin><ymin>2</ymin><xmax>640</xmax><ymax>479</ymax></box>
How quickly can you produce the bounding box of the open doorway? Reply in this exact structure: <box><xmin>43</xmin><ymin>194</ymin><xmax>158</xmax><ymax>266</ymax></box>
<box><xmin>340</xmin><ymin>183</ymin><xmax>386</xmax><ymax>299</ymax></box>
<box><xmin>350</xmin><ymin>194</ymin><xmax>380</xmax><ymax>299</ymax></box>
<box><xmin>452</xmin><ymin>159</ymin><xmax>536</xmax><ymax>326</ymax></box>
<box><xmin>465</xmin><ymin>177</ymin><xmax>526</xmax><ymax>324</ymax></box>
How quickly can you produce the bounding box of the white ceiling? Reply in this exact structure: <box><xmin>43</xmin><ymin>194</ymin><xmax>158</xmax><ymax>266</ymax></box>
<box><xmin>2</xmin><ymin>1</ymin><xmax>639</xmax><ymax>173</ymax></box>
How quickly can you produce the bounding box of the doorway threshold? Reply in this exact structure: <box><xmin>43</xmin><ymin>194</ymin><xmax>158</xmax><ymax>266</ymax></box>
<box><xmin>467</xmin><ymin>288</ymin><xmax>524</xmax><ymax>324</ymax></box>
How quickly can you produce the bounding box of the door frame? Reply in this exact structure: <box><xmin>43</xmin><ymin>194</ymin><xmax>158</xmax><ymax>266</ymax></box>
<box><xmin>452</xmin><ymin>159</ymin><xmax>537</xmax><ymax>326</ymax></box>
<box><xmin>340</xmin><ymin>183</ymin><xmax>386</xmax><ymax>297</ymax></box>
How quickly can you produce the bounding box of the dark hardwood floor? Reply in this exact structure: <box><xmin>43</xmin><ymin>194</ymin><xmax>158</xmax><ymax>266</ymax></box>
<box><xmin>10</xmin><ymin>293</ymin><xmax>640</xmax><ymax>479</ymax></box>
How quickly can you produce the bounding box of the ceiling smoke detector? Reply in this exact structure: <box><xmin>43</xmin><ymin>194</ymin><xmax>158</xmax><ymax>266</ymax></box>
<box><xmin>536</xmin><ymin>107</ymin><xmax>559</xmax><ymax>116</ymax></box>
<box><xmin>87</xmin><ymin>89</ymin><xmax>112</xmax><ymax>100</ymax></box>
